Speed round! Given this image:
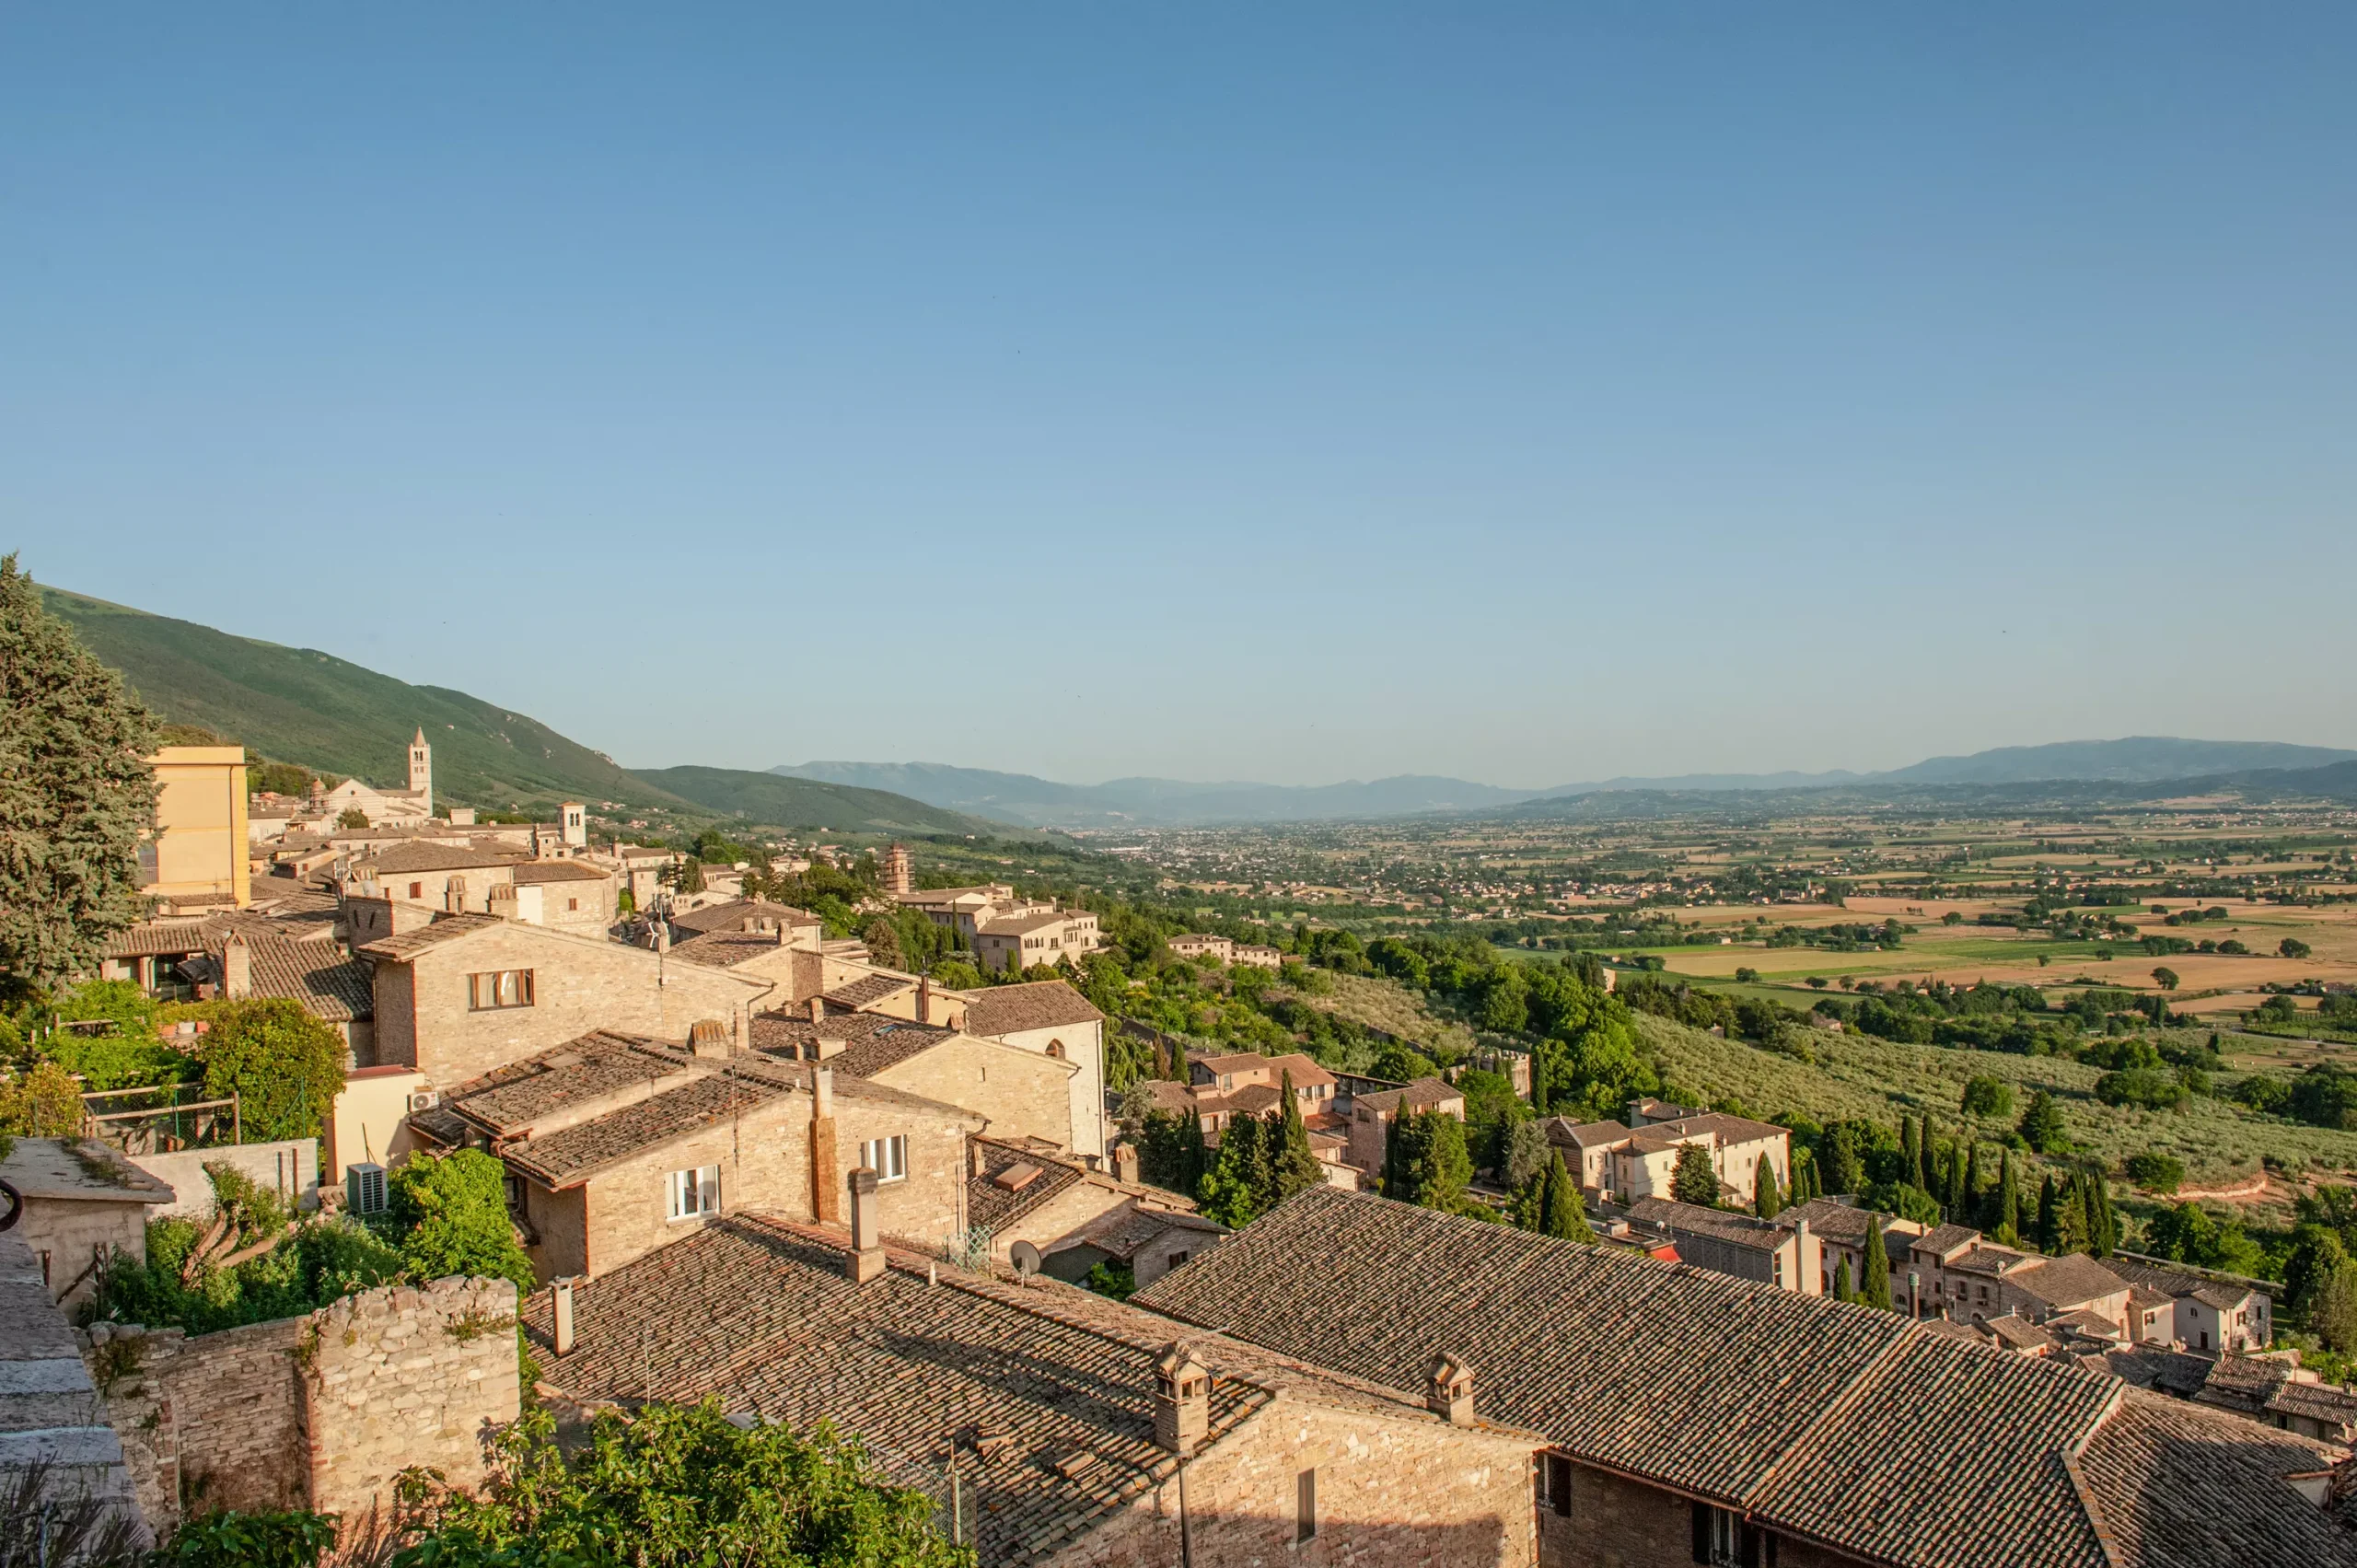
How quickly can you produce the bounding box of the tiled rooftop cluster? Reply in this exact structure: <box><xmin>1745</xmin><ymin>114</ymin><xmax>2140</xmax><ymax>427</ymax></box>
<box><xmin>1132</xmin><ymin>1185</ymin><xmax>2357</xmax><ymax>1568</ymax></box>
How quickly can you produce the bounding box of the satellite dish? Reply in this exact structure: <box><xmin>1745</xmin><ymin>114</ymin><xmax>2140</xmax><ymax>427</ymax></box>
<box><xmin>1010</xmin><ymin>1240</ymin><xmax>1043</xmax><ymax>1282</ymax></box>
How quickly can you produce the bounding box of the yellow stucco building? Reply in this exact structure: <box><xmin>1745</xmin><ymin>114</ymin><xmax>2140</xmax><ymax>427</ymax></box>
<box><xmin>141</xmin><ymin>745</ymin><xmax>250</xmax><ymax>910</ymax></box>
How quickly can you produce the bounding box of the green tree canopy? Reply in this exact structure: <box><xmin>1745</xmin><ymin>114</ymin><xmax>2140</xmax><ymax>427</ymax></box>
<box><xmin>1753</xmin><ymin>1154</ymin><xmax>1783</xmax><ymax>1219</ymax></box>
<box><xmin>2017</xmin><ymin>1091</ymin><xmax>2070</xmax><ymax>1156</ymax></box>
<box><xmin>0</xmin><ymin>557</ymin><xmax>160</xmax><ymax>990</ymax></box>
<box><xmin>388</xmin><ymin>1150</ymin><xmax>534</xmax><ymax>1288</ymax></box>
<box><xmin>1861</xmin><ymin>1214</ymin><xmax>1893</xmax><ymax>1310</ymax></box>
<box><xmin>1670</xmin><ymin>1144</ymin><xmax>1720</xmax><ymax>1207</ymax></box>
<box><xmin>391</xmin><ymin>1401</ymin><xmax>971</xmax><ymax>1568</ymax></box>
<box><xmin>194</xmin><ymin>999</ymin><xmax>349</xmax><ymax>1142</ymax></box>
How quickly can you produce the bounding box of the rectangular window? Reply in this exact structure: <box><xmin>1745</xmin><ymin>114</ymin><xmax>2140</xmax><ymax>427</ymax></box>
<box><xmin>1692</xmin><ymin>1504</ymin><xmax>1756</xmax><ymax>1567</ymax></box>
<box><xmin>862</xmin><ymin>1134</ymin><xmax>908</xmax><ymax>1182</ymax></box>
<box><xmin>409</xmin><ymin>881</ymin><xmax>424</xmax><ymax>900</ymax></box>
<box><xmin>1542</xmin><ymin>1453</ymin><xmax>1573</xmax><ymax>1518</ymax></box>
<box><xmin>668</xmin><ymin>1164</ymin><xmax>720</xmax><ymax>1221</ymax></box>
<box><xmin>468</xmin><ymin>970</ymin><xmax>535</xmax><ymax>1010</ymax></box>
<box><xmin>1296</xmin><ymin>1469</ymin><xmax>1317</xmax><ymax>1543</ymax></box>
<box><xmin>567</xmin><ymin>898</ymin><xmax>579</xmax><ymax>912</ymax></box>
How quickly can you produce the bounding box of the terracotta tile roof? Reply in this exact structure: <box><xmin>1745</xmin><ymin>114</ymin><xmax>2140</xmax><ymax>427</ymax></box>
<box><xmin>967</xmin><ymin>1140</ymin><xmax>1087</xmax><ymax>1232</ymax></box>
<box><xmin>502</xmin><ymin>1069</ymin><xmax>787</xmax><ymax>1187</ymax></box>
<box><xmin>1908</xmin><ymin>1224</ymin><xmax>1981</xmax><ymax>1259</ymax></box>
<box><xmin>354</xmin><ymin>912</ymin><xmax>506</xmax><ymax>960</ymax></box>
<box><xmin>442</xmin><ymin>1031</ymin><xmax>684</xmax><ymax>1135</ymax></box>
<box><xmin>1077</xmin><ymin>1205</ymin><xmax>1225</xmax><ymax>1260</ymax></box>
<box><xmin>510</xmin><ymin>860</ymin><xmax>612</xmax><ymax>885</ymax></box>
<box><xmin>363</xmin><ymin>840</ymin><xmax>529</xmax><ymax>875</ymax></box>
<box><xmin>1624</xmin><ymin>1196</ymin><xmax>1788</xmax><ymax>1254</ymax></box>
<box><xmin>977</xmin><ymin>910</ymin><xmax>1076</xmax><ymax>935</ymax></box>
<box><xmin>824</xmin><ymin>973</ymin><xmax>916</xmax><ymax>1009</ymax></box>
<box><xmin>519</xmin><ymin>1215</ymin><xmax>1513</xmax><ymax>1566</ymax></box>
<box><xmin>749</xmin><ymin>1011</ymin><xmax>960</xmax><ymax>1079</ymax></box>
<box><xmin>1976</xmin><ymin>1313</ymin><xmax>2061</xmax><ymax>1353</ymax></box>
<box><xmin>667</xmin><ymin>929</ymin><xmax>790</xmax><ymax>969</ymax></box>
<box><xmin>180</xmin><ymin>936</ymin><xmax>373</xmax><ymax>1022</ymax></box>
<box><xmin>1132</xmin><ymin>1186</ymin><xmax>2356</xmax><ymax>1568</ymax></box>
<box><xmin>1352</xmin><ymin>1077</ymin><xmax>1460</xmax><ymax>1115</ymax></box>
<box><xmin>1648</xmin><ymin>1110</ymin><xmax>1790</xmax><ymax>1146</ymax></box>
<box><xmin>667</xmin><ymin>900</ymin><xmax>820</xmax><ymax>936</ymax></box>
<box><xmin>104</xmin><ymin>906</ymin><xmax>336</xmax><ymax>958</ymax></box>
<box><xmin>958</xmin><ymin>981</ymin><xmax>1106</xmax><ymax>1038</ymax></box>
<box><xmin>2073</xmin><ymin>1388</ymin><xmax>2356</xmax><ymax>1568</ymax></box>
<box><xmin>1543</xmin><ymin>1117</ymin><xmax>1633</xmax><ymax>1150</ymax></box>
<box><xmin>2010</xmin><ymin>1254</ymin><xmax>2132</xmax><ymax>1310</ymax></box>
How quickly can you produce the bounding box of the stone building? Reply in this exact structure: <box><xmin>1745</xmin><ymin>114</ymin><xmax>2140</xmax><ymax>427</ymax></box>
<box><xmin>179</xmin><ymin>929</ymin><xmax>375</xmax><ymax>1061</ymax></box>
<box><xmin>974</xmin><ymin>907</ymin><xmax>1104</xmax><ymax>974</ymax></box>
<box><xmin>314</xmin><ymin>727</ymin><xmax>435</xmax><ymax>827</ymax></box>
<box><xmin>1622</xmin><ymin>1195</ymin><xmax>1821</xmax><ymax>1295</ymax></box>
<box><xmin>511</xmin><ymin>859</ymin><xmax>620</xmax><ymax>935</ymax></box>
<box><xmin>1541</xmin><ymin>1108</ymin><xmax>1791</xmax><ymax>1209</ymax></box>
<box><xmin>0</xmin><ymin>1139</ymin><xmax>175</xmax><ymax>1308</ymax></box>
<box><xmin>964</xmin><ymin>1134</ymin><xmax>1225</xmax><ymax>1284</ymax></box>
<box><xmin>750</xmin><ymin>1008</ymin><xmax>1086</xmax><ymax>1156</ymax></box>
<box><xmin>1344</xmin><ymin>1077</ymin><xmax>1464</xmax><ymax>1176</ymax></box>
<box><xmin>411</xmin><ymin>1029</ymin><xmax>981</xmax><ymax>1280</ymax></box>
<box><xmin>959</xmin><ymin>981</ymin><xmax>1111</xmax><ymax>1159</ymax></box>
<box><xmin>1133</xmin><ymin>1185</ymin><xmax>2357</xmax><ymax>1568</ymax></box>
<box><xmin>522</xmin><ymin>1210</ymin><xmax>1544</xmax><ymax>1568</ymax></box>
<box><xmin>359</xmin><ymin>913</ymin><xmax>775</xmax><ymax>1084</ymax></box>
<box><xmin>1775</xmin><ymin>1196</ymin><xmax>1927</xmax><ymax>1299</ymax></box>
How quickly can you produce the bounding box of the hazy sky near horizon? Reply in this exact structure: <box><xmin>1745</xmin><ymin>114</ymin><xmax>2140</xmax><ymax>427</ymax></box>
<box><xmin>6</xmin><ymin>6</ymin><xmax>2354</xmax><ymax>788</ymax></box>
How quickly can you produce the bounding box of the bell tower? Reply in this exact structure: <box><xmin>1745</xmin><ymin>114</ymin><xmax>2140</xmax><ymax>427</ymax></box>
<box><xmin>408</xmin><ymin>727</ymin><xmax>433</xmax><ymax>814</ymax></box>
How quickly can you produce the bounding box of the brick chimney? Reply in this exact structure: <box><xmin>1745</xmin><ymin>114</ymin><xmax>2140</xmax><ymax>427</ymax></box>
<box><xmin>488</xmin><ymin>883</ymin><xmax>518</xmax><ymax>921</ymax></box>
<box><xmin>446</xmin><ymin>875</ymin><xmax>469</xmax><ymax>913</ymax></box>
<box><xmin>807</xmin><ymin>996</ymin><xmax>825</xmax><ymax>1025</ymax></box>
<box><xmin>1153</xmin><ymin>1343</ymin><xmax>1211</xmax><ymax>1456</ymax></box>
<box><xmin>1425</xmin><ymin>1351</ymin><xmax>1474</xmax><ymax>1425</ymax></box>
<box><xmin>1113</xmin><ymin>1143</ymin><xmax>1140</xmax><ymax>1185</ymax></box>
<box><xmin>689</xmin><ymin>1019</ymin><xmax>730</xmax><ymax>1059</ymax></box>
<box><xmin>846</xmin><ymin>1166</ymin><xmax>886</xmax><ymax>1283</ymax></box>
<box><xmin>221</xmin><ymin>933</ymin><xmax>252</xmax><ymax>1001</ymax></box>
<box><xmin>809</xmin><ymin>1069</ymin><xmax>841</xmax><ymax>1225</ymax></box>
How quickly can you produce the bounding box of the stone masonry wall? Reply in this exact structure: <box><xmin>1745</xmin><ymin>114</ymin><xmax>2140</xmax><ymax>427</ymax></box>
<box><xmin>304</xmin><ymin>1275</ymin><xmax>522</xmax><ymax>1531</ymax></box>
<box><xmin>874</xmin><ymin>1037</ymin><xmax>1078</xmax><ymax>1155</ymax></box>
<box><xmin>81</xmin><ymin>1275</ymin><xmax>520</xmax><ymax>1539</ymax></box>
<box><xmin>1057</xmin><ymin>1395</ymin><xmax>1538</xmax><ymax>1568</ymax></box>
<box><xmin>83</xmin><ymin>1316</ymin><xmax>308</xmax><ymax>1530</ymax></box>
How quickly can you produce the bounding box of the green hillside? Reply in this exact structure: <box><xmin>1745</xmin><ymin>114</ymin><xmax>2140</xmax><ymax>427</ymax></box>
<box><xmin>629</xmin><ymin>765</ymin><xmax>1005</xmax><ymax>837</ymax></box>
<box><xmin>41</xmin><ymin>584</ymin><xmax>999</xmax><ymax>837</ymax></box>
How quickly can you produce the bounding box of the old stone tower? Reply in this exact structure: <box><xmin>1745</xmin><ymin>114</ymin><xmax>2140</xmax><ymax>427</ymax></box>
<box><xmin>883</xmin><ymin>842</ymin><xmax>912</xmax><ymax>896</ymax></box>
<box><xmin>408</xmin><ymin>727</ymin><xmax>433</xmax><ymax>814</ymax></box>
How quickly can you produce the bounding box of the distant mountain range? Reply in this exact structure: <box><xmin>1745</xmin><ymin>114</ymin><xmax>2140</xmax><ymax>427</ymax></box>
<box><xmin>43</xmin><ymin>586</ymin><xmax>1004</xmax><ymax>839</ymax></box>
<box><xmin>779</xmin><ymin>737</ymin><xmax>2357</xmax><ymax>828</ymax></box>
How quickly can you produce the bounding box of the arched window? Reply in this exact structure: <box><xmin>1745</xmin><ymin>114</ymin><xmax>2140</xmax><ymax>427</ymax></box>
<box><xmin>1045</xmin><ymin>1039</ymin><xmax>1067</xmax><ymax>1060</ymax></box>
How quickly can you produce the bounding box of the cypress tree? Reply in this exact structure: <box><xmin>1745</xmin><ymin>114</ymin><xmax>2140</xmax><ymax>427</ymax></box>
<box><xmin>1921</xmin><ymin>1116</ymin><xmax>1940</xmax><ymax>1193</ymax></box>
<box><xmin>2036</xmin><ymin>1174</ymin><xmax>2059</xmax><ymax>1253</ymax></box>
<box><xmin>1996</xmin><ymin>1149</ymin><xmax>2022</xmax><ymax>1244</ymax></box>
<box><xmin>1900</xmin><ymin>1116</ymin><xmax>1922</xmax><ymax>1191</ymax></box>
<box><xmin>1381</xmin><ymin>1113</ymin><xmax>1403</xmax><ymax>1200</ymax></box>
<box><xmin>1863</xmin><ymin>1214</ymin><xmax>1893</xmax><ymax>1311</ymax></box>
<box><xmin>1833</xmin><ymin>1257</ymin><xmax>1853</xmax><ymax>1304</ymax></box>
<box><xmin>2085</xmin><ymin>1168</ymin><xmax>2116</xmax><ymax>1258</ymax></box>
<box><xmin>0</xmin><ymin>557</ymin><xmax>160</xmax><ymax>989</ymax></box>
<box><xmin>1963</xmin><ymin>1142</ymin><xmax>1984</xmax><ymax>1226</ymax></box>
<box><xmin>1754</xmin><ymin>1154</ymin><xmax>1783</xmax><ymax>1219</ymax></box>
<box><xmin>1943</xmin><ymin>1138</ymin><xmax>1967</xmax><ymax>1218</ymax></box>
<box><xmin>1542</xmin><ymin>1153</ymin><xmax>1587</xmax><ymax>1240</ymax></box>
<box><xmin>1270</xmin><ymin>1072</ymin><xmax>1326</xmax><ymax>1208</ymax></box>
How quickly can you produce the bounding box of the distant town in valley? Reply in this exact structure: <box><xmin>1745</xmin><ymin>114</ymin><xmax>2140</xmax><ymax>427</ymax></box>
<box><xmin>6</xmin><ymin>572</ymin><xmax>2357</xmax><ymax>1567</ymax></box>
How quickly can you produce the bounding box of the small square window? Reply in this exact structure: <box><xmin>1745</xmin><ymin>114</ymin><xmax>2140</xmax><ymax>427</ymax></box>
<box><xmin>862</xmin><ymin>1135</ymin><xmax>908</xmax><ymax>1182</ymax></box>
<box><xmin>668</xmin><ymin>1164</ymin><xmax>720</xmax><ymax>1221</ymax></box>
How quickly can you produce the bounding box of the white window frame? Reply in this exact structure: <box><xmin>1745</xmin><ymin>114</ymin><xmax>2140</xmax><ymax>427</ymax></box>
<box><xmin>668</xmin><ymin>1163</ymin><xmax>721</xmax><ymax>1221</ymax></box>
<box><xmin>862</xmin><ymin>1134</ymin><xmax>908</xmax><ymax>1183</ymax></box>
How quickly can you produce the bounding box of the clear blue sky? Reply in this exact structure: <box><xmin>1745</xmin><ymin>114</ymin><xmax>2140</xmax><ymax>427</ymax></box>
<box><xmin>6</xmin><ymin>6</ymin><xmax>2352</xmax><ymax>787</ymax></box>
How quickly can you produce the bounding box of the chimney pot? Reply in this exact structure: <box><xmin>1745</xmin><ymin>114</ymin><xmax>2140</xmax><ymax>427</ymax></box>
<box><xmin>689</xmin><ymin>1019</ymin><xmax>730</xmax><ymax>1059</ymax></box>
<box><xmin>1425</xmin><ymin>1351</ymin><xmax>1475</xmax><ymax>1425</ymax></box>
<box><xmin>1152</xmin><ymin>1343</ymin><xmax>1211</xmax><ymax>1456</ymax></box>
<box><xmin>1113</xmin><ymin>1144</ymin><xmax>1140</xmax><ymax>1185</ymax></box>
<box><xmin>807</xmin><ymin>996</ymin><xmax>825</xmax><ymax>1025</ymax></box>
<box><xmin>847</xmin><ymin>1166</ymin><xmax>886</xmax><ymax>1283</ymax></box>
<box><xmin>221</xmin><ymin>933</ymin><xmax>253</xmax><ymax>1002</ymax></box>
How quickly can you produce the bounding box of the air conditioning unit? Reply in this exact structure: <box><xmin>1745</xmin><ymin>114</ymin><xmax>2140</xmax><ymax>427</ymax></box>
<box><xmin>346</xmin><ymin>1162</ymin><xmax>388</xmax><ymax>1215</ymax></box>
<box><xmin>408</xmin><ymin>1090</ymin><xmax>439</xmax><ymax>1112</ymax></box>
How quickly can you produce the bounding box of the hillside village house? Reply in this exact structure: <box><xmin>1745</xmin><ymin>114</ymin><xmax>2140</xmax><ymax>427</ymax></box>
<box><xmin>411</xmin><ymin>1028</ymin><xmax>979</xmax><ymax>1279</ymax></box>
<box><xmin>965</xmin><ymin>1134</ymin><xmax>1225</xmax><ymax>1283</ymax></box>
<box><xmin>1343</xmin><ymin>1077</ymin><xmax>1466</xmax><ymax>1176</ymax></box>
<box><xmin>1542</xmin><ymin>1100</ymin><xmax>1791</xmax><ymax>1208</ymax></box>
<box><xmin>1623</xmin><ymin>1195</ymin><xmax>1825</xmax><ymax>1296</ymax></box>
<box><xmin>973</xmin><ymin>907</ymin><xmax>1103</xmax><ymax>974</ymax></box>
<box><xmin>750</xmin><ymin>1009</ymin><xmax>1088</xmax><ymax>1157</ymax></box>
<box><xmin>358</xmin><ymin>913</ymin><xmax>774</xmax><ymax>1085</ymax></box>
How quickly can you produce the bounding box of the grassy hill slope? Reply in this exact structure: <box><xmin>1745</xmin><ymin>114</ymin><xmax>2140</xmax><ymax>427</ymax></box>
<box><xmin>628</xmin><ymin>765</ymin><xmax>1008</xmax><ymax>837</ymax></box>
<box><xmin>42</xmin><ymin>585</ymin><xmax>997</xmax><ymax>835</ymax></box>
<box><xmin>1631</xmin><ymin>1013</ymin><xmax>2357</xmax><ymax>1185</ymax></box>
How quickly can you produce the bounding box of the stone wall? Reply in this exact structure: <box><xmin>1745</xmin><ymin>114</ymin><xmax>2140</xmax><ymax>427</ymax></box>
<box><xmin>1057</xmin><ymin>1395</ymin><xmax>1538</xmax><ymax>1568</ymax></box>
<box><xmin>81</xmin><ymin>1275</ymin><xmax>519</xmax><ymax>1538</ymax></box>
<box><xmin>304</xmin><ymin>1275</ymin><xmax>521</xmax><ymax>1531</ymax></box>
<box><xmin>873</xmin><ymin>1036</ymin><xmax>1079</xmax><ymax>1156</ymax></box>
